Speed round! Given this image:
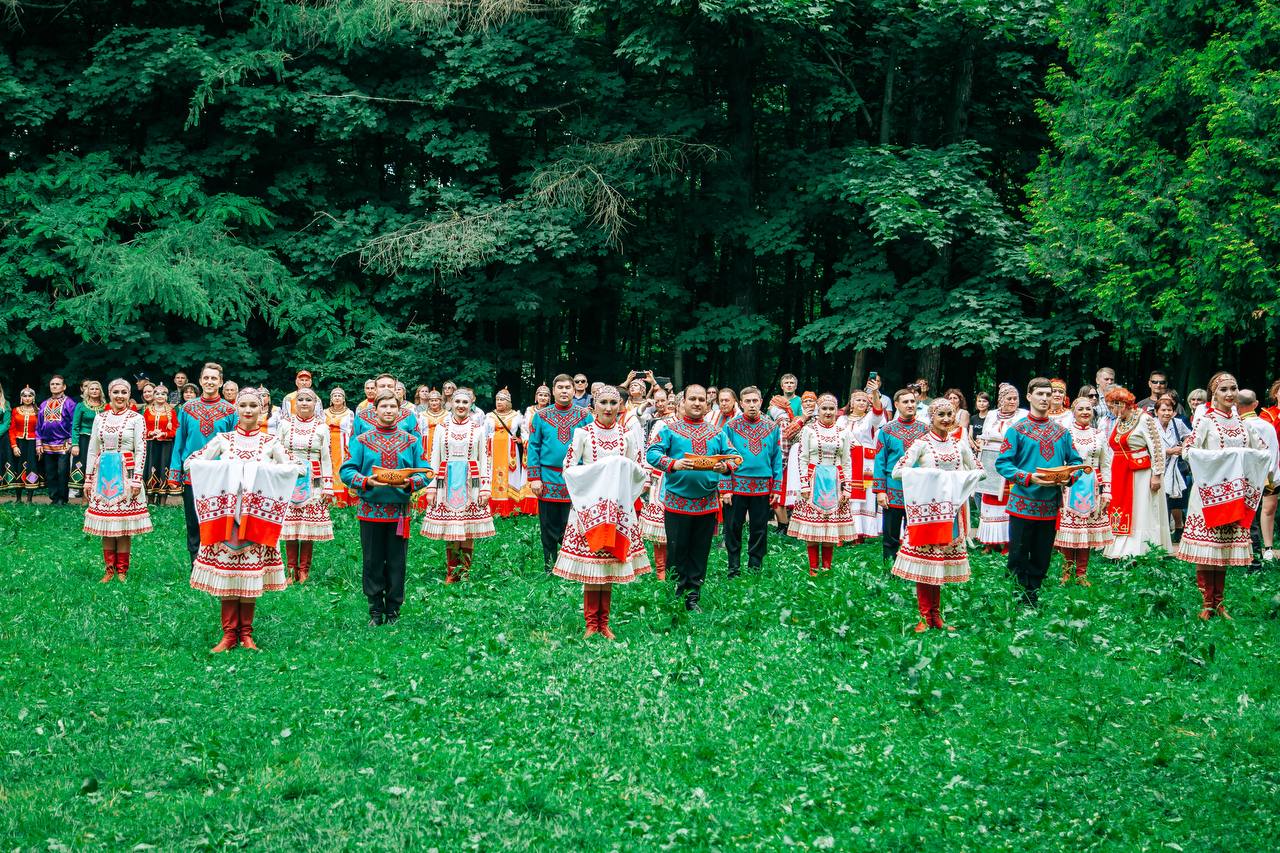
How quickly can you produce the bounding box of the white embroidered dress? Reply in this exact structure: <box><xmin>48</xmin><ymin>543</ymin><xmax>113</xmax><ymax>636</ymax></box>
<box><xmin>421</xmin><ymin>416</ymin><xmax>496</xmax><ymax>541</ymax></box>
<box><xmin>83</xmin><ymin>408</ymin><xmax>153</xmax><ymax>537</ymax></box>
<box><xmin>1054</xmin><ymin>422</ymin><xmax>1114</xmax><ymax>549</ymax></box>
<box><xmin>277</xmin><ymin>416</ymin><xmax>334</xmax><ymax>541</ymax></box>
<box><xmin>553</xmin><ymin>421</ymin><xmax>652</xmax><ymax>583</ymax></box>
<box><xmin>839</xmin><ymin>409</ymin><xmax>886</xmax><ymax>538</ymax></box>
<box><xmin>977</xmin><ymin>408</ymin><xmax>1027</xmax><ymax>546</ymax></box>
<box><xmin>890</xmin><ymin>433</ymin><xmax>977</xmax><ymax>584</ymax></box>
<box><xmin>187</xmin><ymin>429</ymin><xmax>291</xmax><ymax>598</ymax></box>
<box><xmin>638</xmin><ymin>418</ymin><xmax>672</xmax><ymax>543</ymax></box>
<box><xmin>787</xmin><ymin>421</ymin><xmax>858</xmax><ymax>544</ymax></box>
<box><xmin>1177</xmin><ymin>408</ymin><xmax>1266</xmax><ymax>567</ymax></box>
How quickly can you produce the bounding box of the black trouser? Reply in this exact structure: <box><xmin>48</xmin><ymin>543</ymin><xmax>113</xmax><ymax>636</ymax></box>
<box><xmin>360</xmin><ymin>520</ymin><xmax>409</xmax><ymax>618</ymax></box>
<box><xmin>43</xmin><ymin>451</ymin><xmax>70</xmax><ymax>504</ymax></box>
<box><xmin>1008</xmin><ymin>515</ymin><xmax>1057</xmax><ymax>604</ymax></box>
<box><xmin>882</xmin><ymin>505</ymin><xmax>906</xmax><ymax>560</ymax></box>
<box><xmin>724</xmin><ymin>494</ymin><xmax>770</xmax><ymax>572</ymax></box>
<box><xmin>183</xmin><ymin>487</ymin><xmax>201</xmax><ymax>562</ymax></box>
<box><xmin>538</xmin><ymin>499</ymin><xmax>572</xmax><ymax>568</ymax></box>
<box><xmin>665</xmin><ymin>510</ymin><xmax>718</xmax><ymax>605</ymax></box>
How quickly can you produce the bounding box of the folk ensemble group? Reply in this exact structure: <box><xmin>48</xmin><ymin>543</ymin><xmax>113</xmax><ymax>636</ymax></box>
<box><xmin>58</xmin><ymin>364</ymin><xmax>1271</xmax><ymax>652</ymax></box>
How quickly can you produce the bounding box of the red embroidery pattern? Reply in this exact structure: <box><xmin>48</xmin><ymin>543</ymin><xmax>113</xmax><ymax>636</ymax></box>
<box><xmin>358</xmin><ymin>429</ymin><xmax>415</xmax><ymax>467</ymax></box>
<box><xmin>184</xmin><ymin>398</ymin><xmax>236</xmax><ymax>436</ymax></box>
<box><xmin>726</xmin><ymin>415</ymin><xmax>776</xmax><ymax>456</ymax></box>
<box><xmin>539</xmin><ymin>406</ymin><xmax>590</xmax><ymax>444</ymax></box>
<box><xmin>665</xmin><ymin>418</ymin><xmax>712</xmax><ymax>455</ymax></box>
<box><xmin>1011</xmin><ymin>417</ymin><xmax>1066</xmax><ymax>461</ymax></box>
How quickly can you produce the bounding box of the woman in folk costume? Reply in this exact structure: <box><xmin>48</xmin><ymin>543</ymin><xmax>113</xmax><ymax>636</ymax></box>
<box><xmin>1054</xmin><ymin>396</ymin><xmax>1113</xmax><ymax>585</ymax></box>
<box><xmin>976</xmin><ymin>383</ymin><xmax>1027</xmax><ymax>553</ymax></box>
<box><xmin>186</xmin><ymin>387</ymin><xmax>296</xmax><ymax>652</ymax></box>
<box><xmin>1047</xmin><ymin>378</ymin><xmax>1073</xmax><ymax>426</ymax></box>
<box><xmin>1102</xmin><ymin>386</ymin><xmax>1172</xmax><ymax>560</ymax></box>
<box><xmin>7</xmin><ymin>386</ymin><xmax>41</xmax><ymax>501</ymax></box>
<box><xmin>890</xmin><ymin>399</ymin><xmax>979</xmax><ymax>631</ymax></box>
<box><xmin>69</xmin><ymin>380</ymin><xmax>105</xmax><ymax>499</ymax></box>
<box><xmin>788</xmin><ymin>393</ymin><xmax>858</xmax><ymax>575</ymax></box>
<box><xmin>324</xmin><ymin>387</ymin><xmax>356</xmax><ymax>508</ymax></box>
<box><xmin>83</xmin><ymin>379</ymin><xmax>153</xmax><ymax>582</ymax></box>
<box><xmin>1178</xmin><ymin>372</ymin><xmax>1269</xmax><ymax>619</ymax></box>
<box><xmin>553</xmin><ymin>386</ymin><xmax>650</xmax><ymax>638</ymax></box>
<box><xmin>639</xmin><ymin>390</ymin><xmax>676</xmax><ymax>579</ymax></box>
<box><xmin>414</xmin><ymin>388</ymin><xmax>448</xmax><ymax>511</ymax></box>
<box><xmin>421</xmin><ymin>388</ymin><xmax>496</xmax><ymax>582</ymax></box>
<box><xmin>486</xmin><ymin>388</ymin><xmax>528</xmax><ymax>518</ymax></box>
<box><xmin>143</xmin><ymin>384</ymin><xmax>179</xmax><ymax>505</ymax></box>
<box><xmin>277</xmin><ymin>388</ymin><xmax>334</xmax><ymax>583</ymax></box>
<box><xmin>781</xmin><ymin>391</ymin><xmax>819</xmax><ymax>514</ymax></box>
<box><xmin>838</xmin><ymin>388</ymin><xmax>886</xmax><ymax>543</ymax></box>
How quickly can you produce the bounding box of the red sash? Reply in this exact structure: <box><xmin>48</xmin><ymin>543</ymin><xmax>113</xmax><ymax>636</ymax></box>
<box><xmin>1108</xmin><ymin>426</ymin><xmax>1151</xmax><ymax>537</ymax></box>
<box><xmin>849</xmin><ymin>445</ymin><xmax>867</xmax><ymax>499</ymax></box>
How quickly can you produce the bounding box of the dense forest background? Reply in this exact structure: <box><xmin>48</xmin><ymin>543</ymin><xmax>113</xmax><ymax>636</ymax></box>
<box><xmin>1</xmin><ymin>0</ymin><xmax>1277</xmax><ymax>402</ymax></box>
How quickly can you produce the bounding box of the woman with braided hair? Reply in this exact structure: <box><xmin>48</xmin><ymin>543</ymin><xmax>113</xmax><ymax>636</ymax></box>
<box><xmin>788</xmin><ymin>393</ymin><xmax>857</xmax><ymax>575</ymax></box>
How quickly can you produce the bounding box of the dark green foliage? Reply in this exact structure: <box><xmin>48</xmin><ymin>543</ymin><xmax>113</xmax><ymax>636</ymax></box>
<box><xmin>1</xmin><ymin>503</ymin><xmax>1279</xmax><ymax>846</ymax></box>
<box><xmin>2</xmin><ymin>0</ymin><xmax>1274</xmax><ymax>400</ymax></box>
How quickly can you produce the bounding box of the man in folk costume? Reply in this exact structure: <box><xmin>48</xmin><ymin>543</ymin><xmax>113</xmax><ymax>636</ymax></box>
<box><xmin>278</xmin><ymin>369</ymin><xmax>314</xmax><ymax>423</ymax></box>
<box><xmin>36</xmin><ymin>374</ymin><xmax>77</xmax><ymax>505</ymax></box>
<box><xmin>351</xmin><ymin>373</ymin><xmax>421</xmax><ymax>442</ymax></box>
<box><xmin>892</xmin><ymin>399</ymin><xmax>982</xmax><ymax>631</ymax></box>
<box><xmin>340</xmin><ymin>393</ymin><xmax>431</xmax><ymax>626</ymax></box>
<box><xmin>646</xmin><ymin>385</ymin><xmax>739</xmax><ymax>611</ymax></box>
<box><xmin>1237</xmin><ymin>389</ymin><xmax>1278</xmax><ymax>570</ymax></box>
<box><xmin>554</xmin><ymin>386</ymin><xmax>650</xmax><ymax>638</ymax></box>
<box><xmin>995</xmin><ymin>377</ymin><xmax>1084</xmax><ymax>607</ymax></box>
<box><xmin>873</xmin><ymin>388</ymin><xmax>930</xmax><ymax>561</ymax></box>
<box><xmin>186</xmin><ymin>387</ymin><xmax>298</xmax><ymax>652</ymax></box>
<box><xmin>277</xmin><ymin>387</ymin><xmax>334</xmax><ymax>583</ymax></box>
<box><xmin>528</xmin><ymin>374</ymin><xmax>593</xmax><ymax>572</ymax></box>
<box><xmin>169</xmin><ymin>363</ymin><xmax>237</xmax><ymax>564</ymax></box>
<box><xmin>1178</xmin><ymin>373</ymin><xmax>1270</xmax><ymax>619</ymax></box>
<box><xmin>83</xmin><ymin>379</ymin><xmax>154</xmax><ymax>582</ymax></box>
<box><xmin>720</xmin><ymin>386</ymin><xmax>782</xmax><ymax>576</ymax></box>
<box><xmin>421</xmin><ymin>388</ymin><xmax>496</xmax><ymax>583</ymax></box>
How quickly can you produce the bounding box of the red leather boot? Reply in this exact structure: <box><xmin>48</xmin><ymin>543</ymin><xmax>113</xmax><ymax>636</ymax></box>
<box><xmin>238</xmin><ymin>600</ymin><xmax>259</xmax><ymax>650</ymax></box>
<box><xmin>598</xmin><ymin>588</ymin><xmax>615</xmax><ymax>640</ymax></box>
<box><xmin>211</xmin><ymin>599</ymin><xmax>239</xmax><ymax>653</ymax></box>
<box><xmin>914</xmin><ymin>583</ymin><xmax>930</xmax><ymax>633</ymax></box>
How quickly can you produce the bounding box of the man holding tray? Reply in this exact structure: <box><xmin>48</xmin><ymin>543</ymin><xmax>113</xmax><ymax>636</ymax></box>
<box><xmin>340</xmin><ymin>393</ymin><xmax>432</xmax><ymax>626</ymax></box>
<box><xmin>646</xmin><ymin>385</ymin><xmax>739</xmax><ymax>611</ymax></box>
<box><xmin>995</xmin><ymin>377</ymin><xmax>1084</xmax><ymax>607</ymax></box>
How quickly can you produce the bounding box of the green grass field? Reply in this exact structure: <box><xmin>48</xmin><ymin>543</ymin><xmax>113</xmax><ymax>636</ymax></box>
<box><xmin>1</xmin><ymin>502</ymin><xmax>1278</xmax><ymax>850</ymax></box>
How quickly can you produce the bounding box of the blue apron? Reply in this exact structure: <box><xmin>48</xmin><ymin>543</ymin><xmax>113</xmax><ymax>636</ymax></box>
<box><xmin>812</xmin><ymin>464</ymin><xmax>840</xmax><ymax>513</ymax></box>
<box><xmin>444</xmin><ymin>460</ymin><xmax>470</xmax><ymax>510</ymax></box>
<box><xmin>93</xmin><ymin>452</ymin><xmax>127</xmax><ymax>505</ymax></box>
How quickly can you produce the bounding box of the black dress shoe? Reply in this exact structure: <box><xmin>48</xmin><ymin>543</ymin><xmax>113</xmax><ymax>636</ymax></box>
<box><xmin>385</xmin><ymin>613</ymin><xmax>399</xmax><ymax>625</ymax></box>
<box><xmin>368</xmin><ymin>614</ymin><xmax>385</xmax><ymax>627</ymax></box>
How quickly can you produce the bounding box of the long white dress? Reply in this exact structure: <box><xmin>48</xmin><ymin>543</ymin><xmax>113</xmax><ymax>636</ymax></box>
<box><xmin>187</xmin><ymin>429</ymin><xmax>292</xmax><ymax>599</ymax></box>
<box><xmin>1054</xmin><ymin>422</ymin><xmax>1114</xmax><ymax>550</ymax></box>
<box><xmin>421</xmin><ymin>416</ymin><xmax>497</xmax><ymax>541</ymax></box>
<box><xmin>977</xmin><ymin>408</ymin><xmax>1027</xmax><ymax>546</ymax></box>
<box><xmin>277</xmin><ymin>416</ymin><xmax>334</xmax><ymax>541</ymax></box>
<box><xmin>553</xmin><ymin>421</ymin><xmax>652</xmax><ymax>583</ymax></box>
<box><xmin>1177</xmin><ymin>408</ymin><xmax>1266</xmax><ymax>566</ymax></box>
<box><xmin>838</xmin><ymin>409</ymin><xmax>886</xmax><ymax>539</ymax></box>
<box><xmin>83</xmin><ymin>409</ymin><xmax>154</xmax><ymax>537</ymax></box>
<box><xmin>890</xmin><ymin>433</ymin><xmax>977</xmax><ymax>584</ymax></box>
<box><xmin>788</xmin><ymin>421</ymin><xmax>858</xmax><ymax>544</ymax></box>
<box><xmin>1103</xmin><ymin>412</ymin><xmax>1173</xmax><ymax>559</ymax></box>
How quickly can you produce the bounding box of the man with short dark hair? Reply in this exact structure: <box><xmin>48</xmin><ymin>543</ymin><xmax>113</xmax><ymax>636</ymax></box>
<box><xmin>169</xmin><ymin>371</ymin><xmax>188</xmax><ymax>405</ymax></box>
<box><xmin>36</xmin><ymin>375</ymin><xmax>77</xmax><ymax>504</ymax></box>
<box><xmin>351</xmin><ymin>374</ymin><xmax>419</xmax><ymax>440</ymax></box>
<box><xmin>995</xmin><ymin>377</ymin><xmax>1084</xmax><ymax>606</ymax></box>
<box><xmin>720</xmin><ymin>387</ymin><xmax>782</xmax><ymax>576</ymax></box>
<box><xmin>528</xmin><ymin>374</ymin><xmax>593</xmax><ymax>570</ymax></box>
<box><xmin>170</xmin><ymin>363</ymin><xmax>237</xmax><ymax>562</ymax></box>
<box><xmin>1137</xmin><ymin>369</ymin><xmax>1181</xmax><ymax>416</ymax></box>
<box><xmin>647</xmin><ymin>385</ymin><xmax>738</xmax><ymax>610</ymax></box>
<box><xmin>572</xmin><ymin>374</ymin><xmax>593</xmax><ymax>409</ymax></box>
